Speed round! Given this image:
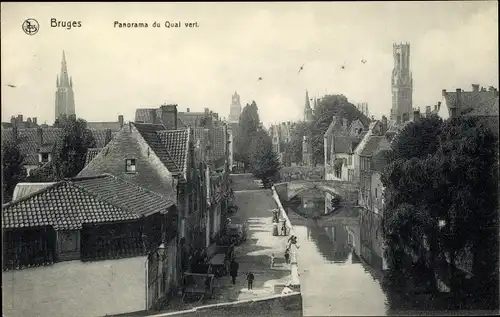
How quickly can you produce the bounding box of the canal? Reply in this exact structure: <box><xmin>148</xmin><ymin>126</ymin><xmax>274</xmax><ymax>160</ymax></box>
<box><xmin>285</xmin><ymin>188</ymin><xmax>494</xmax><ymax>316</ymax></box>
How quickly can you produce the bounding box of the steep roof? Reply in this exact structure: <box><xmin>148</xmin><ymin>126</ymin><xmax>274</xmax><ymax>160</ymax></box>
<box><xmin>135</xmin><ymin>108</ymin><xmax>186</xmax><ymax>128</ymax></box>
<box><xmin>2</xmin><ymin>174</ymin><xmax>174</xmax><ymax>230</ymax></box>
<box><xmin>443</xmin><ymin>90</ymin><xmax>499</xmax><ymax>117</ymax></box>
<box><xmin>333</xmin><ymin>136</ymin><xmax>362</xmax><ymax>154</ymax></box>
<box><xmin>87</xmin><ymin>122</ymin><xmax>122</xmax><ymax>132</ymax></box>
<box><xmin>133</xmin><ymin>123</ymin><xmax>184</xmax><ymax>177</ymax></box>
<box><xmin>1</xmin><ymin>128</ymin><xmax>115</xmax><ymax>166</ymax></box>
<box><xmin>157</xmin><ymin>129</ymin><xmax>190</xmax><ymax>177</ymax></box>
<box><xmin>85</xmin><ymin>148</ymin><xmax>102</xmax><ymax>166</ymax></box>
<box><xmin>360</xmin><ymin>136</ymin><xmax>387</xmax><ymax>157</ymax></box>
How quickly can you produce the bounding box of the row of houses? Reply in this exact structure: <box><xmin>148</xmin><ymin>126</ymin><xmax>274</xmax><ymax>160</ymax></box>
<box><xmin>2</xmin><ymin>104</ymin><xmax>234</xmax><ymax>317</ymax></box>
<box><xmin>323</xmin><ymin>83</ymin><xmax>499</xmax><ymax>276</ymax></box>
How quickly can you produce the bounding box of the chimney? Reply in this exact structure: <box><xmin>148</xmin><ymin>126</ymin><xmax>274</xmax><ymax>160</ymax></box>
<box><xmin>413</xmin><ymin>109</ymin><xmax>421</xmax><ymax>121</ymax></box>
<box><xmin>343</xmin><ymin>118</ymin><xmax>348</xmax><ymax>128</ymax></box>
<box><xmin>426</xmin><ymin>106</ymin><xmax>431</xmax><ymax>114</ymax></box>
<box><xmin>12</xmin><ymin>122</ymin><xmax>18</xmax><ymax>143</ymax></box>
<box><xmin>472</xmin><ymin>84</ymin><xmax>480</xmax><ymax>92</ymax></box>
<box><xmin>33</xmin><ymin>117</ymin><xmax>38</xmax><ymax>125</ymax></box>
<box><xmin>381</xmin><ymin>115</ymin><xmax>388</xmax><ymax>133</ymax></box>
<box><xmin>455</xmin><ymin>88</ymin><xmax>461</xmax><ymax>110</ymax></box>
<box><xmin>160</xmin><ymin>104</ymin><xmax>178</xmax><ymax>130</ymax></box>
<box><xmin>187</xmin><ymin>108</ymin><xmax>190</xmax><ymax>113</ymax></box>
<box><xmin>37</xmin><ymin>128</ymin><xmax>43</xmax><ymax>148</ymax></box>
<box><xmin>10</xmin><ymin>116</ymin><xmax>16</xmax><ymax>126</ymax></box>
<box><xmin>442</xmin><ymin>89</ymin><xmax>447</xmax><ymax>97</ymax></box>
<box><xmin>150</xmin><ymin>109</ymin><xmax>157</xmax><ymax>124</ymax></box>
<box><xmin>396</xmin><ymin>115</ymin><xmax>401</xmax><ymax>124</ymax></box>
<box><xmin>104</xmin><ymin>129</ymin><xmax>112</xmax><ymax>145</ymax></box>
<box><xmin>17</xmin><ymin>114</ymin><xmax>23</xmax><ymax>123</ymax></box>
<box><xmin>118</xmin><ymin>115</ymin><xmax>124</xmax><ymax>128</ymax></box>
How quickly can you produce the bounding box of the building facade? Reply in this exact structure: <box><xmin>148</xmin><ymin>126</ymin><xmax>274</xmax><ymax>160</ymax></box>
<box><xmin>390</xmin><ymin>42</ymin><xmax>413</xmax><ymax>124</ymax></box>
<box><xmin>55</xmin><ymin>51</ymin><xmax>76</xmax><ymax>121</ymax></box>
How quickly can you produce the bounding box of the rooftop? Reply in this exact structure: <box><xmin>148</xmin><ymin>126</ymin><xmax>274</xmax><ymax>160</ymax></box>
<box><xmin>2</xmin><ymin>174</ymin><xmax>175</xmax><ymax>230</ymax></box>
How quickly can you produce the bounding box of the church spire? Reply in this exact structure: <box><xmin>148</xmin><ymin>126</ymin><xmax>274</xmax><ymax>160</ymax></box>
<box><xmin>305</xmin><ymin>90</ymin><xmax>311</xmax><ymax>109</ymax></box>
<box><xmin>59</xmin><ymin>50</ymin><xmax>70</xmax><ymax>87</ymax></box>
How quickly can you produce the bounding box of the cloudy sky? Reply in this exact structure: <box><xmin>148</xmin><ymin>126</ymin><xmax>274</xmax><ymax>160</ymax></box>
<box><xmin>1</xmin><ymin>2</ymin><xmax>498</xmax><ymax>127</ymax></box>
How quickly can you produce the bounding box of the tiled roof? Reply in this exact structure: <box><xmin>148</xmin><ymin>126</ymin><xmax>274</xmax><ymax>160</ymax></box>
<box><xmin>157</xmin><ymin>129</ymin><xmax>190</xmax><ymax>176</ymax></box>
<box><xmin>360</xmin><ymin>136</ymin><xmax>386</xmax><ymax>157</ymax></box>
<box><xmin>87</xmin><ymin>121</ymin><xmax>122</xmax><ymax>132</ymax></box>
<box><xmin>2</xmin><ymin>174</ymin><xmax>174</xmax><ymax>230</ymax></box>
<box><xmin>133</xmin><ymin>123</ymin><xmax>182</xmax><ymax>176</ymax></box>
<box><xmin>333</xmin><ymin>136</ymin><xmax>361</xmax><ymax>154</ymax></box>
<box><xmin>89</xmin><ymin>129</ymin><xmax>118</xmax><ymax>148</ymax></box>
<box><xmin>443</xmin><ymin>90</ymin><xmax>499</xmax><ymax>117</ymax></box>
<box><xmin>178</xmin><ymin>112</ymin><xmax>205</xmax><ymax>127</ymax></box>
<box><xmin>372</xmin><ymin>150</ymin><xmax>390</xmax><ymax>172</ymax></box>
<box><xmin>1</xmin><ymin>128</ymin><xmax>64</xmax><ymax>165</ymax></box>
<box><xmin>210</xmin><ymin>126</ymin><xmax>226</xmax><ymax>161</ymax></box>
<box><xmin>85</xmin><ymin>148</ymin><xmax>102</xmax><ymax>166</ymax></box>
<box><xmin>135</xmin><ymin>108</ymin><xmax>186</xmax><ymax>128</ymax></box>
<box><xmin>0</xmin><ymin>128</ymin><xmax>116</xmax><ymax>166</ymax></box>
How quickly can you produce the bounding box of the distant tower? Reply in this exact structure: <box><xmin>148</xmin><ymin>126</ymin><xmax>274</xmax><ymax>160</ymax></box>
<box><xmin>391</xmin><ymin>43</ymin><xmax>413</xmax><ymax>123</ymax></box>
<box><xmin>55</xmin><ymin>50</ymin><xmax>76</xmax><ymax>121</ymax></box>
<box><xmin>228</xmin><ymin>91</ymin><xmax>242</xmax><ymax>124</ymax></box>
<box><xmin>303</xmin><ymin>90</ymin><xmax>314</xmax><ymax>122</ymax></box>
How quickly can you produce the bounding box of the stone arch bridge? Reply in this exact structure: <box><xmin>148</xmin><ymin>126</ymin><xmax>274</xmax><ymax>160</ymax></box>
<box><xmin>274</xmin><ymin>180</ymin><xmax>359</xmax><ymax>205</ymax></box>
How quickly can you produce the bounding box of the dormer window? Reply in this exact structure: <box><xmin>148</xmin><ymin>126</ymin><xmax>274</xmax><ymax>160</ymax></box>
<box><xmin>39</xmin><ymin>152</ymin><xmax>50</xmax><ymax>164</ymax></box>
<box><xmin>126</xmin><ymin>159</ymin><xmax>136</xmax><ymax>173</ymax></box>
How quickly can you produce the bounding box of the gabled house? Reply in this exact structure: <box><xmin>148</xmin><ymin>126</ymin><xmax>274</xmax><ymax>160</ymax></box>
<box><xmin>1</xmin><ymin>127</ymin><xmax>116</xmax><ymax>177</ymax></box>
<box><xmin>324</xmin><ymin>136</ymin><xmax>362</xmax><ymax>182</ymax></box>
<box><xmin>440</xmin><ymin>84</ymin><xmax>499</xmax><ymax>137</ymax></box>
<box><xmin>78</xmin><ymin>107</ymin><xmax>213</xmax><ymax>277</ymax></box>
<box><xmin>2</xmin><ymin>174</ymin><xmax>178</xmax><ymax>317</ymax></box>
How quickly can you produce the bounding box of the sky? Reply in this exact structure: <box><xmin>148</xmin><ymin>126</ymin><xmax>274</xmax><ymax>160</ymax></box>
<box><xmin>1</xmin><ymin>1</ymin><xmax>498</xmax><ymax>127</ymax></box>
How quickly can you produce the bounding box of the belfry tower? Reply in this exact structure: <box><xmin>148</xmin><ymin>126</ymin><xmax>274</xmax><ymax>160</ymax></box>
<box><xmin>390</xmin><ymin>42</ymin><xmax>413</xmax><ymax>123</ymax></box>
<box><xmin>55</xmin><ymin>50</ymin><xmax>76</xmax><ymax>121</ymax></box>
<box><xmin>228</xmin><ymin>91</ymin><xmax>242</xmax><ymax>124</ymax></box>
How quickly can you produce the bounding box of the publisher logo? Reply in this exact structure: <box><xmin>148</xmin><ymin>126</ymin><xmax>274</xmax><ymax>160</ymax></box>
<box><xmin>22</xmin><ymin>19</ymin><xmax>39</xmax><ymax>36</ymax></box>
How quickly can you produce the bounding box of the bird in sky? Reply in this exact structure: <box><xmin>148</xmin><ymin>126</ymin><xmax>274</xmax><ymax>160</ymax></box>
<box><xmin>6</xmin><ymin>84</ymin><xmax>16</xmax><ymax>88</ymax></box>
<box><xmin>298</xmin><ymin>64</ymin><xmax>305</xmax><ymax>74</ymax></box>
<box><xmin>341</xmin><ymin>61</ymin><xmax>346</xmax><ymax>70</ymax></box>
<box><xmin>257</xmin><ymin>77</ymin><xmax>263</xmax><ymax>81</ymax></box>
<box><xmin>361</xmin><ymin>59</ymin><xmax>367</xmax><ymax>64</ymax></box>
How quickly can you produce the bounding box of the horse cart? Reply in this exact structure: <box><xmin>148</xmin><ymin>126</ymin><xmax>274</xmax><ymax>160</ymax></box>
<box><xmin>181</xmin><ymin>273</ymin><xmax>216</xmax><ymax>303</ymax></box>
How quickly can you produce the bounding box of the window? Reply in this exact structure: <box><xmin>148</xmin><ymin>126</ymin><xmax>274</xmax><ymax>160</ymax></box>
<box><xmin>39</xmin><ymin>153</ymin><xmax>50</xmax><ymax>163</ymax></box>
<box><xmin>126</xmin><ymin>159</ymin><xmax>136</xmax><ymax>173</ymax></box>
<box><xmin>348</xmin><ymin>154</ymin><xmax>353</xmax><ymax>166</ymax></box>
<box><xmin>58</xmin><ymin>230</ymin><xmax>79</xmax><ymax>253</ymax></box>
<box><xmin>375</xmin><ymin>188</ymin><xmax>378</xmax><ymax>198</ymax></box>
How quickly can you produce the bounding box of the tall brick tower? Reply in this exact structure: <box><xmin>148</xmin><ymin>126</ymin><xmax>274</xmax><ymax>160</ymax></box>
<box><xmin>390</xmin><ymin>43</ymin><xmax>413</xmax><ymax>123</ymax></box>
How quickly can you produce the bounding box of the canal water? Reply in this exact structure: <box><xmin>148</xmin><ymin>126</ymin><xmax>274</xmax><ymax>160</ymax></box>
<box><xmin>286</xmin><ymin>189</ymin><xmax>493</xmax><ymax>316</ymax></box>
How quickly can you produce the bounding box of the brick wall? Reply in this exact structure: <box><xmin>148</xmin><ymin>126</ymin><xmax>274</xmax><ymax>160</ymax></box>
<box><xmin>2</xmin><ymin>256</ymin><xmax>147</xmax><ymax>317</ymax></box>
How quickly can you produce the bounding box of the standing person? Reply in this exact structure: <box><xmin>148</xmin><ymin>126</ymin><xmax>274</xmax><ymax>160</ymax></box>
<box><xmin>229</xmin><ymin>259</ymin><xmax>239</xmax><ymax>285</ymax></box>
<box><xmin>284</xmin><ymin>248</ymin><xmax>290</xmax><ymax>264</ymax></box>
<box><xmin>281</xmin><ymin>220</ymin><xmax>287</xmax><ymax>236</ymax></box>
<box><xmin>246</xmin><ymin>271</ymin><xmax>255</xmax><ymax>290</ymax></box>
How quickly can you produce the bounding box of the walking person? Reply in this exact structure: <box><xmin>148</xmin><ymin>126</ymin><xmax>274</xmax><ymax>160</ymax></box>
<box><xmin>246</xmin><ymin>271</ymin><xmax>255</xmax><ymax>290</ymax></box>
<box><xmin>284</xmin><ymin>248</ymin><xmax>290</xmax><ymax>264</ymax></box>
<box><xmin>270</xmin><ymin>253</ymin><xmax>275</xmax><ymax>268</ymax></box>
<box><xmin>229</xmin><ymin>259</ymin><xmax>239</xmax><ymax>285</ymax></box>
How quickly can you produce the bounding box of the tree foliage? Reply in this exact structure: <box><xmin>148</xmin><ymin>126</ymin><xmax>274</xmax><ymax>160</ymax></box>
<box><xmin>249</xmin><ymin>127</ymin><xmax>281</xmax><ymax>181</ymax></box>
<box><xmin>235</xmin><ymin>101</ymin><xmax>260</xmax><ymax>170</ymax></box>
<box><xmin>2</xmin><ymin>141</ymin><xmax>27</xmax><ymax>203</ymax></box>
<box><xmin>28</xmin><ymin>115</ymin><xmax>96</xmax><ymax>182</ymax></box>
<box><xmin>310</xmin><ymin>95</ymin><xmax>369</xmax><ymax>164</ymax></box>
<box><xmin>381</xmin><ymin>115</ymin><xmax>498</xmax><ymax>303</ymax></box>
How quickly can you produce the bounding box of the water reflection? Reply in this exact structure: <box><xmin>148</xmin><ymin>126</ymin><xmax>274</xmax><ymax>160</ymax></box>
<box><xmin>286</xmin><ymin>188</ymin><xmax>489</xmax><ymax>316</ymax></box>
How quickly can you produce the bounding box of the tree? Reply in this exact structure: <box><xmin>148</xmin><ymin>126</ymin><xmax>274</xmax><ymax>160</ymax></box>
<box><xmin>28</xmin><ymin>115</ymin><xmax>96</xmax><ymax>181</ymax></box>
<box><xmin>2</xmin><ymin>141</ymin><xmax>27</xmax><ymax>203</ymax></box>
<box><xmin>250</xmin><ymin>127</ymin><xmax>281</xmax><ymax>182</ymax></box>
<box><xmin>235</xmin><ymin>101</ymin><xmax>260</xmax><ymax>171</ymax></box>
<box><xmin>381</xmin><ymin>115</ymin><xmax>498</xmax><ymax>306</ymax></box>
<box><xmin>310</xmin><ymin>95</ymin><xmax>369</xmax><ymax>164</ymax></box>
